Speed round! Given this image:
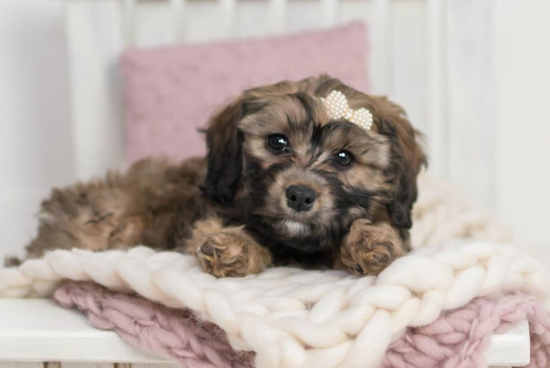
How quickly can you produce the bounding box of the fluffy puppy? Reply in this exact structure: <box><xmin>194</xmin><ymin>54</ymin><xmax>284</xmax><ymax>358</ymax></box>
<box><xmin>15</xmin><ymin>75</ymin><xmax>425</xmax><ymax>277</ymax></box>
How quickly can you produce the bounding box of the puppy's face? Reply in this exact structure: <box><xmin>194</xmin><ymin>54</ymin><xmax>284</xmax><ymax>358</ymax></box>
<box><xmin>203</xmin><ymin>76</ymin><xmax>425</xmax><ymax>253</ymax></box>
<box><xmin>238</xmin><ymin>94</ymin><xmax>393</xmax><ymax>251</ymax></box>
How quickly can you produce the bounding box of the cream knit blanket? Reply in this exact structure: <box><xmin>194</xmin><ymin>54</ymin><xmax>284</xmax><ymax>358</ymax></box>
<box><xmin>0</xmin><ymin>174</ymin><xmax>547</xmax><ymax>368</ymax></box>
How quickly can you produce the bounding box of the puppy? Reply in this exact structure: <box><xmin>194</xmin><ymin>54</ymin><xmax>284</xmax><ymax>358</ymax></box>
<box><xmin>15</xmin><ymin>75</ymin><xmax>425</xmax><ymax>277</ymax></box>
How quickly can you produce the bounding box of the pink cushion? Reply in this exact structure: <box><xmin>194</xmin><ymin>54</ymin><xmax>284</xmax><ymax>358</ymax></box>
<box><xmin>120</xmin><ymin>23</ymin><xmax>370</xmax><ymax>162</ymax></box>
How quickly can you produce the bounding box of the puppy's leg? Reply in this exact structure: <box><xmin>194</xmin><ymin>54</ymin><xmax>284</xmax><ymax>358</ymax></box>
<box><xmin>23</xmin><ymin>185</ymin><xmax>143</xmax><ymax>261</ymax></box>
<box><xmin>186</xmin><ymin>218</ymin><xmax>272</xmax><ymax>277</ymax></box>
<box><xmin>340</xmin><ymin>219</ymin><xmax>408</xmax><ymax>276</ymax></box>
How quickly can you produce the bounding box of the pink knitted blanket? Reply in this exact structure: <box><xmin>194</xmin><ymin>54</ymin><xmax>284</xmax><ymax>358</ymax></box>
<box><xmin>54</xmin><ymin>281</ymin><xmax>550</xmax><ymax>368</ymax></box>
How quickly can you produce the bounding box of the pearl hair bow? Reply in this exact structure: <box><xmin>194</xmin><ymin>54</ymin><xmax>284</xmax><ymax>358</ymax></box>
<box><xmin>321</xmin><ymin>90</ymin><xmax>374</xmax><ymax>131</ymax></box>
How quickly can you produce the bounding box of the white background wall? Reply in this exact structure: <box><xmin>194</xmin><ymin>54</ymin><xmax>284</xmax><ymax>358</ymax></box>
<box><xmin>0</xmin><ymin>0</ymin><xmax>74</xmax><ymax>260</ymax></box>
<box><xmin>0</xmin><ymin>0</ymin><xmax>549</xmax><ymax>262</ymax></box>
<box><xmin>494</xmin><ymin>0</ymin><xmax>550</xmax><ymax>247</ymax></box>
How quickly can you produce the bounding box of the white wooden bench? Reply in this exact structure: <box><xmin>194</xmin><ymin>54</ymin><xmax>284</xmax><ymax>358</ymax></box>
<box><xmin>0</xmin><ymin>299</ymin><xmax>530</xmax><ymax>368</ymax></box>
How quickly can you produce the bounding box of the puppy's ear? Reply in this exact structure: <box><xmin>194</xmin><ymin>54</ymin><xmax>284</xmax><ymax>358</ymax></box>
<box><xmin>203</xmin><ymin>81</ymin><xmax>299</xmax><ymax>204</ymax></box>
<box><xmin>388</xmin><ymin>150</ymin><xmax>423</xmax><ymax>229</ymax></box>
<box><xmin>375</xmin><ymin>98</ymin><xmax>426</xmax><ymax>229</ymax></box>
<box><xmin>203</xmin><ymin>93</ymin><xmax>266</xmax><ymax>205</ymax></box>
<box><xmin>203</xmin><ymin>97</ymin><xmax>246</xmax><ymax>205</ymax></box>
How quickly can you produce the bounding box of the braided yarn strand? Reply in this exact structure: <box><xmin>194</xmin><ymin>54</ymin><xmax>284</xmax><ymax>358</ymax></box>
<box><xmin>1</xmin><ymin>241</ymin><xmax>548</xmax><ymax>368</ymax></box>
<box><xmin>54</xmin><ymin>282</ymin><xmax>550</xmax><ymax>368</ymax></box>
<box><xmin>381</xmin><ymin>294</ymin><xmax>550</xmax><ymax>368</ymax></box>
<box><xmin>55</xmin><ymin>281</ymin><xmax>255</xmax><ymax>368</ymax></box>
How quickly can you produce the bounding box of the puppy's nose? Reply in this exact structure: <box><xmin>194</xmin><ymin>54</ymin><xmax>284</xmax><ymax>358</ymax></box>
<box><xmin>286</xmin><ymin>185</ymin><xmax>316</xmax><ymax>212</ymax></box>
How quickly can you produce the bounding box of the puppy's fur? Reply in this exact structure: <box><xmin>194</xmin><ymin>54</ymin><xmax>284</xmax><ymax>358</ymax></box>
<box><xmin>14</xmin><ymin>75</ymin><xmax>425</xmax><ymax>277</ymax></box>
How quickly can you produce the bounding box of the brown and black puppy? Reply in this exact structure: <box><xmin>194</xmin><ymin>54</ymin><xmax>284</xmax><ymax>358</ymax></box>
<box><xmin>15</xmin><ymin>75</ymin><xmax>425</xmax><ymax>277</ymax></box>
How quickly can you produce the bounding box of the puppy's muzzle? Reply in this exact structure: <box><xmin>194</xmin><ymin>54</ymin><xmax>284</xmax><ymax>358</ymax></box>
<box><xmin>286</xmin><ymin>185</ymin><xmax>316</xmax><ymax>212</ymax></box>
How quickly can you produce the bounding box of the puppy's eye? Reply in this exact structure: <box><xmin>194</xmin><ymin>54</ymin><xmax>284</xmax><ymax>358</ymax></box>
<box><xmin>335</xmin><ymin>150</ymin><xmax>354</xmax><ymax>167</ymax></box>
<box><xmin>267</xmin><ymin>134</ymin><xmax>289</xmax><ymax>152</ymax></box>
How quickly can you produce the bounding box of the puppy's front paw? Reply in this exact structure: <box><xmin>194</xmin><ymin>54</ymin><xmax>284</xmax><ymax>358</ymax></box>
<box><xmin>195</xmin><ymin>232</ymin><xmax>270</xmax><ymax>277</ymax></box>
<box><xmin>196</xmin><ymin>233</ymin><xmax>247</xmax><ymax>277</ymax></box>
<box><xmin>341</xmin><ymin>220</ymin><xmax>406</xmax><ymax>276</ymax></box>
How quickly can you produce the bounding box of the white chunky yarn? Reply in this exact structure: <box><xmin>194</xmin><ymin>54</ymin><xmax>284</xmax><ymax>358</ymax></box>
<box><xmin>1</xmin><ymin>241</ymin><xmax>548</xmax><ymax>368</ymax></box>
<box><xmin>0</xmin><ymin>174</ymin><xmax>541</xmax><ymax>368</ymax></box>
<box><xmin>411</xmin><ymin>173</ymin><xmax>512</xmax><ymax>249</ymax></box>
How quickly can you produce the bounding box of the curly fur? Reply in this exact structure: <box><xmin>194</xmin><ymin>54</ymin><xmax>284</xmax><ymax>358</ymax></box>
<box><xmin>14</xmin><ymin>75</ymin><xmax>426</xmax><ymax>276</ymax></box>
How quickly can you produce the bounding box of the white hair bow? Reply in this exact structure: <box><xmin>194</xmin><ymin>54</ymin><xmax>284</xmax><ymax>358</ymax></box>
<box><xmin>321</xmin><ymin>90</ymin><xmax>374</xmax><ymax>131</ymax></box>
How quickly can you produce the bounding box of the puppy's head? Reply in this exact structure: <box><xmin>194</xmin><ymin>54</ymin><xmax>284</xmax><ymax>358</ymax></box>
<box><xmin>203</xmin><ymin>75</ymin><xmax>425</xmax><ymax>252</ymax></box>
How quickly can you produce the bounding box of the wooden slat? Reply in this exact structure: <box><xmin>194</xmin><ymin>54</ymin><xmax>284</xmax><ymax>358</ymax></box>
<box><xmin>0</xmin><ymin>300</ymin><xmax>165</xmax><ymax>363</ymax></box>
<box><xmin>485</xmin><ymin>320</ymin><xmax>530</xmax><ymax>367</ymax></box>
<box><xmin>61</xmin><ymin>364</ymin><xmax>113</xmax><ymax>368</ymax></box>
<box><xmin>122</xmin><ymin>0</ymin><xmax>137</xmax><ymax>46</ymax></box>
<box><xmin>168</xmin><ymin>0</ymin><xmax>187</xmax><ymax>42</ymax></box>
<box><xmin>426</xmin><ymin>0</ymin><xmax>449</xmax><ymax>178</ymax></box>
<box><xmin>267</xmin><ymin>0</ymin><xmax>288</xmax><ymax>34</ymax></box>
<box><xmin>66</xmin><ymin>0</ymin><xmax>126</xmax><ymax>181</ymax></box>
<box><xmin>219</xmin><ymin>0</ymin><xmax>237</xmax><ymax>37</ymax></box>
<box><xmin>371</xmin><ymin>0</ymin><xmax>392</xmax><ymax>95</ymax></box>
<box><xmin>389</xmin><ymin>1</ymin><xmax>429</xmax><ymax>136</ymax></box>
<box><xmin>446</xmin><ymin>0</ymin><xmax>497</xmax><ymax>209</ymax></box>
<box><xmin>320</xmin><ymin>0</ymin><xmax>339</xmax><ymax>27</ymax></box>
<box><xmin>0</xmin><ymin>363</ymin><xmax>43</xmax><ymax>368</ymax></box>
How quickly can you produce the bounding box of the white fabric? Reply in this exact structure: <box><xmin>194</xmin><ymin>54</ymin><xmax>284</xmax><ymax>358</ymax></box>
<box><xmin>0</xmin><ymin>173</ymin><xmax>545</xmax><ymax>368</ymax></box>
<box><xmin>0</xmin><ymin>242</ymin><xmax>548</xmax><ymax>368</ymax></box>
<box><xmin>411</xmin><ymin>173</ymin><xmax>512</xmax><ymax>249</ymax></box>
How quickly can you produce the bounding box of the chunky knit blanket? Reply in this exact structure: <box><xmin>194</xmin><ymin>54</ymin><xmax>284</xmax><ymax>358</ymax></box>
<box><xmin>0</xmin><ymin>242</ymin><xmax>548</xmax><ymax>368</ymax></box>
<box><xmin>0</xmin><ymin>174</ymin><xmax>547</xmax><ymax>368</ymax></box>
<box><xmin>55</xmin><ymin>281</ymin><xmax>550</xmax><ymax>368</ymax></box>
